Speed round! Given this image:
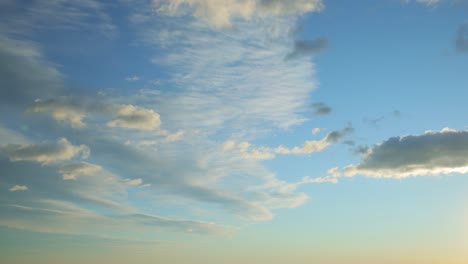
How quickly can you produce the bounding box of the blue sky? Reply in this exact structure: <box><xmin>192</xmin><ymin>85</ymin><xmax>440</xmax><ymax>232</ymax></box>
<box><xmin>0</xmin><ymin>0</ymin><xmax>467</xmax><ymax>263</ymax></box>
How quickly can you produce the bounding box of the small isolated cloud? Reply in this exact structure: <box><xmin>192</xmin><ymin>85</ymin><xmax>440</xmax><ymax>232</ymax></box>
<box><xmin>276</xmin><ymin>126</ymin><xmax>353</xmax><ymax>155</ymax></box>
<box><xmin>125</xmin><ymin>76</ymin><xmax>141</xmax><ymax>81</ymax></box>
<box><xmin>59</xmin><ymin>162</ymin><xmax>102</xmax><ymax>180</ymax></box>
<box><xmin>311</xmin><ymin>102</ymin><xmax>332</xmax><ymax>116</ymax></box>
<box><xmin>9</xmin><ymin>185</ymin><xmax>28</xmax><ymax>192</ymax></box>
<box><xmin>155</xmin><ymin>0</ymin><xmax>324</xmax><ymax>28</ymax></box>
<box><xmin>2</xmin><ymin>138</ymin><xmax>90</xmax><ymax>165</ymax></box>
<box><xmin>107</xmin><ymin>105</ymin><xmax>161</xmax><ymax>130</ymax></box>
<box><xmin>456</xmin><ymin>23</ymin><xmax>468</xmax><ymax>53</ymax></box>
<box><xmin>124</xmin><ymin>178</ymin><xmax>143</xmax><ymax>186</ymax></box>
<box><xmin>344</xmin><ymin>128</ymin><xmax>468</xmax><ymax>178</ymax></box>
<box><xmin>285</xmin><ymin>38</ymin><xmax>328</xmax><ymax>60</ymax></box>
<box><xmin>312</xmin><ymin>127</ymin><xmax>321</xmax><ymax>135</ymax></box>
<box><xmin>164</xmin><ymin>129</ymin><xmax>184</xmax><ymax>142</ymax></box>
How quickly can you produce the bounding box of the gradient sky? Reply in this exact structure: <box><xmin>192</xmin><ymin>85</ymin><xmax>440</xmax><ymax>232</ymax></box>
<box><xmin>1</xmin><ymin>0</ymin><xmax>467</xmax><ymax>263</ymax></box>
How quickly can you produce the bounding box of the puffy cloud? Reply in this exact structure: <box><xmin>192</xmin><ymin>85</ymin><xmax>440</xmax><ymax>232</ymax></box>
<box><xmin>107</xmin><ymin>105</ymin><xmax>161</xmax><ymax>131</ymax></box>
<box><xmin>9</xmin><ymin>185</ymin><xmax>28</xmax><ymax>192</ymax></box>
<box><xmin>31</xmin><ymin>97</ymin><xmax>88</xmax><ymax>128</ymax></box>
<box><xmin>456</xmin><ymin>23</ymin><xmax>468</xmax><ymax>53</ymax></box>
<box><xmin>344</xmin><ymin>128</ymin><xmax>468</xmax><ymax>178</ymax></box>
<box><xmin>285</xmin><ymin>38</ymin><xmax>328</xmax><ymax>60</ymax></box>
<box><xmin>154</xmin><ymin>0</ymin><xmax>324</xmax><ymax>27</ymax></box>
<box><xmin>311</xmin><ymin>102</ymin><xmax>332</xmax><ymax>116</ymax></box>
<box><xmin>1</xmin><ymin>138</ymin><xmax>90</xmax><ymax>165</ymax></box>
<box><xmin>59</xmin><ymin>162</ymin><xmax>102</xmax><ymax>180</ymax></box>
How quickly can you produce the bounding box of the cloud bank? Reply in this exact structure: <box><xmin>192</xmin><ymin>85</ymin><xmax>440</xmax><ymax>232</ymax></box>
<box><xmin>344</xmin><ymin>128</ymin><xmax>468</xmax><ymax>178</ymax></box>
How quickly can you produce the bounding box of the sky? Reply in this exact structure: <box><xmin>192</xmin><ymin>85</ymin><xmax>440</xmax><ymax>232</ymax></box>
<box><xmin>0</xmin><ymin>0</ymin><xmax>467</xmax><ymax>263</ymax></box>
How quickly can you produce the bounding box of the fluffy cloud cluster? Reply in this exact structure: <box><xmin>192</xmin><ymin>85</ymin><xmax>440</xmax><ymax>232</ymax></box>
<box><xmin>107</xmin><ymin>105</ymin><xmax>162</xmax><ymax>131</ymax></box>
<box><xmin>32</xmin><ymin>97</ymin><xmax>89</xmax><ymax>128</ymax></box>
<box><xmin>154</xmin><ymin>0</ymin><xmax>324</xmax><ymax>27</ymax></box>
<box><xmin>2</xmin><ymin>138</ymin><xmax>90</xmax><ymax>165</ymax></box>
<box><xmin>344</xmin><ymin>128</ymin><xmax>468</xmax><ymax>178</ymax></box>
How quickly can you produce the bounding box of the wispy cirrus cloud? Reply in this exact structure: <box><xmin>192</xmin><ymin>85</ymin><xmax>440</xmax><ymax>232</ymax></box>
<box><xmin>0</xmin><ymin>0</ymin><xmax>117</xmax><ymax>37</ymax></box>
<box><xmin>154</xmin><ymin>0</ymin><xmax>324</xmax><ymax>28</ymax></box>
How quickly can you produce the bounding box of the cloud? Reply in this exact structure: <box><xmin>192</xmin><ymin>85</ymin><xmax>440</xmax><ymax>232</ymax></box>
<box><xmin>154</xmin><ymin>0</ymin><xmax>324</xmax><ymax>28</ymax></box>
<box><xmin>312</xmin><ymin>127</ymin><xmax>321</xmax><ymax>135</ymax></box>
<box><xmin>0</xmin><ymin>35</ymin><xmax>62</xmax><ymax>107</ymax></box>
<box><xmin>31</xmin><ymin>97</ymin><xmax>89</xmax><ymax>128</ymax></box>
<box><xmin>0</xmin><ymin>201</ymin><xmax>232</xmax><ymax>237</ymax></box>
<box><xmin>1</xmin><ymin>138</ymin><xmax>90</xmax><ymax>165</ymax></box>
<box><xmin>311</xmin><ymin>102</ymin><xmax>332</xmax><ymax>116</ymax></box>
<box><xmin>123</xmin><ymin>178</ymin><xmax>144</xmax><ymax>186</ymax></box>
<box><xmin>275</xmin><ymin>126</ymin><xmax>353</xmax><ymax>154</ymax></box>
<box><xmin>456</xmin><ymin>23</ymin><xmax>468</xmax><ymax>53</ymax></box>
<box><xmin>9</xmin><ymin>185</ymin><xmax>28</xmax><ymax>192</ymax></box>
<box><xmin>0</xmin><ymin>0</ymin><xmax>117</xmax><ymax>37</ymax></box>
<box><xmin>125</xmin><ymin>76</ymin><xmax>141</xmax><ymax>81</ymax></box>
<box><xmin>285</xmin><ymin>38</ymin><xmax>328</xmax><ymax>60</ymax></box>
<box><xmin>59</xmin><ymin>162</ymin><xmax>102</xmax><ymax>180</ymax></box>
<box><xmin>107</xmin><ymin>105</ymin><xmax>162</xmax><ymax>130</ymax></box>
<box><xmin>344</xmin><ymin>128</ymin><xmax>468</xmax><ymax>178</ymax></box>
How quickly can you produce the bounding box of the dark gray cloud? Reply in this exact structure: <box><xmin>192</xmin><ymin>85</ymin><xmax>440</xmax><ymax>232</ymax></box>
<box><xmin>344</xmin><ymin>128</ymin><xmax>468</xmax><ymax>178</ymax></box>
<box><xmin>311</xmin><ymin>102</ymin><xmax>332</xmax><ymax>116</ymax></box>
<box><xmin>325</xmin><ymin>125</ymin><xmax>354</xmax><ymax>143</ymax></box>
<box><xmin>285</xmin><ymin>38</ymin><xmax>328</xmax><ymax>60</ymax></box>
<box><xmin>456</xmin><ymin>22</ymin><xmax>468</xmax><ymax>53</ymax></box>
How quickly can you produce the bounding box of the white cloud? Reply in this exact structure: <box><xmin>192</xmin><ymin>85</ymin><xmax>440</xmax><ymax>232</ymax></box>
<box><xmin>222</xmin><ymin>140</ymin><xmax>236</xmax><ymax>151</ymax></box>
<box><xmin>9</xmin><ymin>185</ymin><xmax>28</xmax><ymax>192</ymax></box>
<box><xmin>137</xmin><ymin>6</ymin><xmax>319</xmax><ymax>134</ymax></box>
<box><xmin>164</xmin><ymin>129</ymin><xmax>184</xmax><ymax>142</ymax></box>
<box><xmin>124</xmin><ymin>178</ymin><xmax>144</xmax><ymax>186</ymax></box>
<box><xmin>154</xmin><ymin>0</ymin><xmax>324</xmax><ymax>28</ymax></box>
<box><xmin>242</xmin><ymin>149</ymin><xmax>275</xmax><ymax>160</ymax></box>
<box><xmin>312</xmin><ymin>127</ymin><xmax>321</xmax><ymax>135</ymax></box>
<box><xmin>2</xmin><ymin>138</ymin><xmax>90</xmax><ymax>165</ymax></box>
<box><xmin>31</xmin><ymin>97</ymin><xmax>87</xmax><ymax>128</ymax></box>
<box><xmin>107</xmin><ymin>105</ymin><xmax>161</xmax><ymax>131</ymax></box>
<box><xmin>59</xmin><ymin>162</ymin><xmax>102</xmax><ymax>180</ymax></box>
<box><xmin>275</xmin><ymin>127</ymin><xmax>352</xmax><ymax>155</ymax></box>
<box><xmin>343</xmin><ymin>128</ymin><xmax>468</xmax><ymax>178</ymax></box>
